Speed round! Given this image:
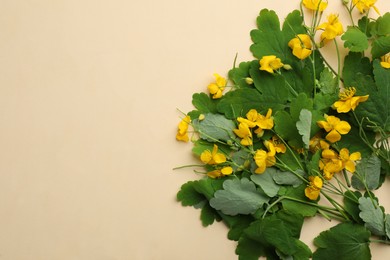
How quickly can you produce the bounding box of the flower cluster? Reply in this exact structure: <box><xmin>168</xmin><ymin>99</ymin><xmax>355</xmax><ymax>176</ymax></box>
<box><xmin>175</xmin><ymin>1</ymin><xmax>389</xmax><ymax>259</ymax></box>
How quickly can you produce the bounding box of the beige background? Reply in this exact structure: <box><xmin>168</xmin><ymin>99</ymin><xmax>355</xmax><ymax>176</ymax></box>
<box><xmin>0</xmin><ymin>0</ymin><xmax>389</xmax><ymax>259</ymax></box>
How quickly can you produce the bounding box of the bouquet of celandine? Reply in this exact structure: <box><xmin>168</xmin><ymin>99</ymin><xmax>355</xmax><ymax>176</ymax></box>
<box><xmin>175</xmin><ymin>0</ymin><xmax>390</xmax><ymax>259</ymax></box>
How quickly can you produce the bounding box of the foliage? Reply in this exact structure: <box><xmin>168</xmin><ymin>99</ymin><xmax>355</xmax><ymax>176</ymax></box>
<box><xmin>175</xmin><ymin>1</ymin><xmax>390</xmax><ymax>259</ymax></box>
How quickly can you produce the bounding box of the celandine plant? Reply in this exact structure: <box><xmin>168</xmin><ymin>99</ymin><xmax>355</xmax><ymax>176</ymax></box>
<box><xmin>174</xmin><ymin>0</ymin><xmax>390</xmax><ymax>259</ymax></box>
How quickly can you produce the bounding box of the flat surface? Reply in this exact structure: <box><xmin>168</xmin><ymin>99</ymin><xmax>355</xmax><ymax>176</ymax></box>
<box><xmin>0</xmin><ymin>0</ymin><xmax>389</xmax><ymax>259</ymax></box>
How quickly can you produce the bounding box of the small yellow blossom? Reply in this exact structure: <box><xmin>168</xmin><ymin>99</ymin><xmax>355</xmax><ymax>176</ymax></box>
<box><xmin>237</xmin><ymin>109</ymin><xmax>259</xmax><ymax>128</ymax></box>
<box><xmin>259</xmin><ymin>56</ymin><xmax>284</xmax><ymax>73</ymax></box>
<box><xmin>317</xmin><ymin>115</ymin><xmax>351</xmax><ymax>143</ymax></box>
<box><xmin>254</xmin><ymin>141</ymin><xmax>276</xmax><ymax>174</ymax></box>
<box><xmin>254</xmin><ymin>109</ymin><xmax>274</xmax><ymax>136</ymax></box>
<box><xmin>380</xmin><ymin>53</ymin><xmax>390</xmax><ymax>69</ymax></box>
<box><xmin>234</xmin><ymin>122</ymin><xmax>253</xmax><ymax>146</ymax></box>
<box><xmin>207</xmin><ymin>166</ymin><xmax>233</xmax><ymax>178</ymax></box>
<box><xmin>317</xmin><ymin>14</ymin><xmax>344</xmax><ymax>43</ymax></box>
<box><xmin>305</xmin><ymin>176</ymin><xmax>323</xmax><ymax>200</ymax></box>
<box><xmin>352</xmin><ymin>0</ymin><xmax>379</xmax><ymax>15</ymax></box>
<box><xmin>302</xmin><ymin>0</ymin><xmax>328</xmax><ymax>11</ymax></box>
<box><xmin>309</xmin><ymin>134</ymin><xmax>330</xmax><ymax>152</ymax></box>
<box><xmin>200</xmin><ymin>144</ymin><xmax>226</xmax><ymax>165</ymax></box>
<box><xmin>288</xmin><ymin>34</ymin><xmax>312</xmax><ymax>60</ymax></box>
<box><xmin>339</xmin><ymin>148</ymin><xmax>361</xmax><ymax>173</ymax></box>
<box><xmin>271</xmin><ymin>136</ymin><xmax>287</xmax><ymax>154</ymax></box>
<box><xmin>333</xmin><ymin>87</ymin><xmax>369</xmax><ymax>113</ymax></box>
<box><xmin>320</xmin><ymin>149</ymin><xmax>343</xmax><ymax>180</ymax></box>
<box><xmin>176</xmin><ymin>115</ymin><xmax>191</xmax><ymax>142</ymax></box>
<box><xmin>208</xmin><ymin>73</ymin><xmax>227</xmax><ymax>99</ymax></box>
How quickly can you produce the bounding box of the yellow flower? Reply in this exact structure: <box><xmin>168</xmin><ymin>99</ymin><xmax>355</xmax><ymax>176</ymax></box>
<box><xmin>254</xmin><ymin>109</ymin><xmax>274</xmax><ymax>136</ymax></box>
<box><xmin>237</xmin><ymin>109</ymin><xmax>259</xmax><ymax>128</ymax></box>
<box><xmin>317</xmin><ymin>14</ymin><xmax>344</xmax><ymax>42</ymax></box>
<box><xmin>317</xmin><ymin>115</ymin><xmax>351</xmax><ymax>143</ymax></box>
<box><xmin>207</xmin><ymin>73</ymin><xmax>227</xmax><ymax>99</ymax></box>
<box><xmin>380</xmin><ymin>53</ymin><xmax>390</xmax><ymax>69</ymax></box>
<box><xmin>233</xmin><ymin>122</ymin><xmax>253</xmax><ymax>146</ymax></box>
<box><xmin>302</xmin><ymin>0</ymin><xmax>328</xmax><ymax>11</ymax></box>
<box><xmin>176</xmin><ymin>115</ymin><xmax>191</xmax><ymax>142</ymax></box>
<box><xmin>200</xmin><ymin>144</ymin><xmax>226</xmax><ymax>165</ymax></box>
<box><xmin>271</xmin><ymin>136</ymin><xmax>286</xmax><ymax>154</ymax></box>
<box><xmin>333</xmin><ymin>87</ymin><xmax>369</xmax><ymax>113</ymax></box>
<box><xmin>352</xmin><ymin>0</ymin><xmax>379</xmax><ymax>14</ymax></box>
<box><xmin>259</xmin><ymin>56</ymin><xmax>284</xmax><ymax>73</ymax></box>
<box><xmin>254</xmin><ymin>141</ymin><xmax>276</xmax><ymax>174</ymax></box>
<box><xmin>207</xmin><ymin>166</ymin><xmax>233</xmax><ymax>179</ymax></box>
<box><xmin>305</xmin><ymin>176</ymin><xmax>323</xmax><ymax>200</ymax></box>
<box><xmin>320</xmin><ymin>149</ymin><xmax>343</xmax><ymax>180</ymax></box>
<box><xmin>309</xmin><ymin>133</ymin><xmax>330</xmax><ymax>152</ymax></box>
<box><xmin>288</xmin><ymin>34</ymin><xmax>312</xmax><ymax>60</ymax></box>
<box><xmin>339</xmin><ymin>148</ymin><xmax>361</xmax><ymax>173</ymax></box>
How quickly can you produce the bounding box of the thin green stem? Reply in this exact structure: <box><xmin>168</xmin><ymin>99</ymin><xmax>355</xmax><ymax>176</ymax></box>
<box><xmin>273</xmin><ymin>131</ymin><xmax>304</xmax><ymax>170</ymax></box>
<box><xmin>172</xmin><ymin>164</ymin><xmax>206</xmax><ymax>170</ymax></box>
<box><xmin>333</xmin><ymin>38</ymin><xmax>341</xmax><ymax>88</ymax></box>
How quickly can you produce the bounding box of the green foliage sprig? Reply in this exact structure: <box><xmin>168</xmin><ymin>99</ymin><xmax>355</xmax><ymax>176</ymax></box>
<box><xmin>175</xmin><ymin>0</ymin><xmax>390</xmax><ymax>259</ymax></box>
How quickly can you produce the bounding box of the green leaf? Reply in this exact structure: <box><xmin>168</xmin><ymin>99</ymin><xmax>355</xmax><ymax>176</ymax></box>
<box><xmin>358</xmin><ymin>16</ymin><xmax>375</xmax><ymax>37</ymax></box>
<box><xmin>313</xmin><ymin>93</ymin><xmax>337</xmax><ymax>112</ymax></box>
<box><xmin>385</xmin><ymin>214</ymin><xmax>390</xmax><ymax>239</ymax></box>
<box><xmin>343</xmin><ymin>190</ymin><xmax>363</xmax><ymax>223</ymax></box>
<box><xmin>372</xmin><ymin>60</ymin><xmax>390</xmax><ymax>131</ymax></box>
<box><xmin>222</xmin><ymin>214</ymin><xmax>255</xmax><ymax>241</ymax></box>
<box><xmin>250</xmin><ymin>9</ymin><xmax>305</xmax><ymax>62</ymax></box>
<box><xmin>244</xmin><ymin>210</ymin><xmax>304</xmax><ymax>256</ymax></box>
<box><xmin>236</xmin><ymin>236</ymin><xmax>266</xmax><ymax>260</ymax></box>
<box><xmin>280</xmin><ymin>184</ymin><xmax>318</xmax><ymax>217</ymax></box>
<box><xmin>341</xmin><ymin>27</ymin><xmax>369</xmax><ymax>52</ymax></box>
<box><xmin>342</xmin><ymin>52</ymin><xmax>372</xmax><ymax>88</ymax></box>
<box><xmin>272</xmin><ymin>168</ymin><xmax>304</xmax><ymax>188</ymax></box>
<box><xmin>192</xmin><ymin>113</ymin><xmax>235</xmax><ymax>142</ymax></box>
<box><xmin>228</xmin><ymin>61</ymin><xmax>252</xmax><ymax>88</ymax></box>
<box><xmin>194</xmin><ymin>177</ymin><xmax>224</xmax><ymax>200</ymax></box>
<box><xmin>249</xmin><ymin>61</ymin><xmax>292</xmax><ymax>103</ymax></box>
<box><xmin>290</xmin><ymin>93</ymin><xmax>313</xmax><ymax>121</ymax></box>
<box><xmin>177</xmin><ymin>179</ymin><xmax>224</xmax><ymax>227</ymax></box>
<box><xmin>296</xmin><ymin>109</ymin><xmax>312</xmax><ymax>149</ymax></box>
<box><xmin>191</xmin><ymin>92</ymin><xmax>218</xmax><ymax>114</ymax></box>
<box><xmin>352</xmin><ymin>154</ymin><xmax>381</xmax><ymax>190</ymax></box>
<box><xmin>318</xmin><ymin>68</ymin><xmax>338</xmax><ymax>95</ymax></box>
<box><xmin>358</xmin><ymin>196</ymin><xmax>385</xmax><ymax>236</ymax></box>
<box><xmin>191</xmin><ymin>140</ymin><xmax>214</xmax><ymax>156</ymax></box>
<box><xmin>250</xmin><ymin>170</ymin><xmax>280</xmax><ymax>197</ymax></box>
<box><xmin>200</xmin><ymin>203</ymin><xmax>221</xmax><ymax>227</ymax></box>
<box><xmin>372</xmin><ymin>35</ymin><xmax>390</xmax><ymax>59</ymax></box>
<box><xmin>375</xmin><ymin>13</ymin><xmax>390</xmax><ymax>36</ymax></box>
<box><xmin>349</xmin><ymin>61</ymin><xmax>389</xmax><ymax>132</ymax></box>
<box><xmin>231</xmin><ymin>149</ymin><xmax>252</xmax><ymax>172</ymax></box>
<box><xmin>210</xmin><ymin>178</ymin><xmax>269</xmax><ymax>215</ymax></box>
<box><xmin>217</xmin><ymin>88</ymin><xmax>264</xmax><ymax>119</ymax></box>
<box><xmin>274</xmin><ymin>110</ymin><xmax>303</xmax><ymax>148</ymax></box>
<box><xmin>313</xmin><ymin>223</ymin><xmax>371</xmax><ymax>260</ymax></box>
<box><xmin>177</xmin><ymin>181</ymin><xmax>206</xmax><ymax>206</ymax></box>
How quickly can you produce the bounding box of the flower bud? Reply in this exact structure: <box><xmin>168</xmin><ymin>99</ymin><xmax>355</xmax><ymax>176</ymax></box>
<box><xmin>283</xmin><ymin>64</ymin><xmax>292</xmax><ymax>70</ymax></box>
<box><xmin>198</xmin><ymin>114</ymin><xmax>205</xmax><ymax>121</ymax></box>
<box><xmin>245</xmin><ymin>77</ymin><xmax>254</xmax><ymax>85</ymax></box>
<box><xmin>342</xmin><ymin>0</ymin><xmax>349</xmax><ymax>5</ymax></box>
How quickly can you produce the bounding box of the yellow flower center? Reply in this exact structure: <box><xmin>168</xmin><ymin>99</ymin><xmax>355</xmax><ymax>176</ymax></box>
<box><xmin>339</xmin><ymin>87</ymin><xmax>356</xmax><ymax>100</ymax></box>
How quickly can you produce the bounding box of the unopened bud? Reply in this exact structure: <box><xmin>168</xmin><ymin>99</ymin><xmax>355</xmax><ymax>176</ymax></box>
<box><xmin>342</xmin><ymin>0</ymin><xmax>349</xmax><ymax>5</ymax></box>
<box><xmin>245</xmin><ymin>77</ymin><xmax>254</xmax><ymax>85</ymax></box>
<box><xmin>283</xmin><ymin>64</ymin><xmax>292</xmax><ymax>70</ymax></box>
<box><xmin>227</xmin><ymin>140</ymin><xmax>233</xmax><ymax>146</ymax></box>
<box><xmin>198</xmin><ymin>114</ymin><xmax>205</xmax><ymax>121</ymax></box>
